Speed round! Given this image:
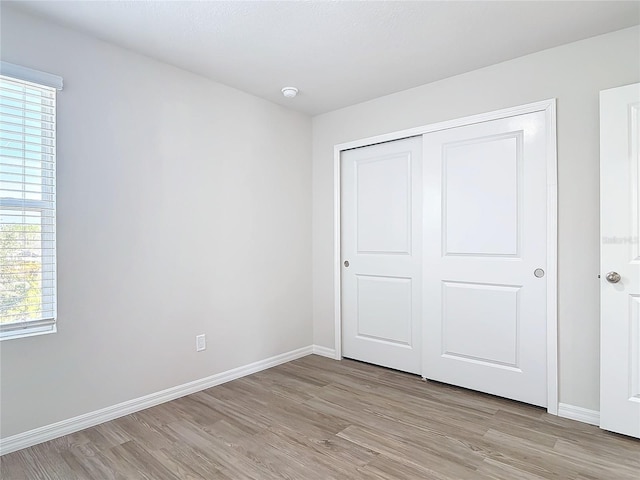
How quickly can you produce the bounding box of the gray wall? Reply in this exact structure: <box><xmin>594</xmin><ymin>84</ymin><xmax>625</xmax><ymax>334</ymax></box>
<box><xmin>312</xmin><ymin>26</ymin><xmax>640</xmax><ymax>411</ymax></box>
<box><xmin>1</xmin><ymin>8</ymin><xmax>312</xmax><ymax>438</ymax></box>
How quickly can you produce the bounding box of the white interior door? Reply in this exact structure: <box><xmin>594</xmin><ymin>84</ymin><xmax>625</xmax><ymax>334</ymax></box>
<box><xmin>423</xmin><ymin>112</ymin><xmax>549</xmax><ymax>407</ymax></box>
<box><xmin>341</xmin><ymin>137</ymin><xmax>422</xmax><ymax>374</ymax></box>
<box><xmin>600</xmin><ymin>83</ymin><xmax>640</xmax><ymax>438</ymax></box>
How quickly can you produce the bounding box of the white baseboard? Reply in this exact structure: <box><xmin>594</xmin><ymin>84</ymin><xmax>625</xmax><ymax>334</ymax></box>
<box><xmin>312</xmin><ymin>344</ymin><xmax>338</xmax><ymax>359</ymax></box>
<box><xmin>0</xmin><ymin>345</ymin><xmax>313</xmax><ymax>456</ymax></box>
<box><xmin>557</xmin><ymin>403</ymin><xmax>600</xmax><ymax>426</ymax></box>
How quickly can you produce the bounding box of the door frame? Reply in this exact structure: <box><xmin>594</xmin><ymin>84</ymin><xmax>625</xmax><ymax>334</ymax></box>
<box><xmin>332</xmin><ymin>99</ymin><xmax>559</xmax><ymax>414</ymax></box>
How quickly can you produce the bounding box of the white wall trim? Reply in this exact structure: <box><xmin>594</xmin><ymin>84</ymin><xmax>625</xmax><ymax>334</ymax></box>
<box><xmin>312</xmin><ymin>344</ymin><xmax>338</xmax><ymax>359</ymax></box>
<box><xmin>333</xmin><ymin>139</ymin><xmax>343</xmax><ymax>361</ymax></box>
<box><xmin>334</xmin><ymin>99</ymin><xmax>558</xmax><ymax>152</ymax></box>
<box><xmin>0</xmin><ymin>345</ymin><xmax>313</xmax><ymax>456</ymax></box>
<box><xmin>544</xmin><ymin>100</ymin><xmax>559</xmax><ymax>415</ymax></box>
<box><xmin>333</xmin><ymin>98</ymin><xmax>559</xmax><ymax>415</ymax></box>
<box><xmin>557</xmin><ymin>403</ymin><xmax>600</xmax><ymax>426</ymax></box>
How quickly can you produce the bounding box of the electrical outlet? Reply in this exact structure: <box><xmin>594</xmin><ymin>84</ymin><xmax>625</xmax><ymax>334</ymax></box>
<box><xmin>196</xmin><ymin>334</ymin><xmax>206</xmax><ymax>352</ymax></box>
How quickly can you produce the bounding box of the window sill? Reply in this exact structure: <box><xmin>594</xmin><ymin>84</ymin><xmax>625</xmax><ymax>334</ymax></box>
<box><xmin>0</xmin><ymin>324</ymin><xmax>57</xmax><ymax>341</ymax></box>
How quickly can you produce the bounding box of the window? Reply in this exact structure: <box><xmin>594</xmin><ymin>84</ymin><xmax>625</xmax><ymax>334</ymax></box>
<box><xmin>0</xmin><ymin>62</ymin><xmax>63</xmax><ymax>340</ymax></box>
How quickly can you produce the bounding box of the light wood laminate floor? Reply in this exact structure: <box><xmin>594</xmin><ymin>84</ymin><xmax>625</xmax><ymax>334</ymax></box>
<box><xmin>1</xmin><ymin>355</ymin><xmax>639</xmax><ymax>479</ymax></box>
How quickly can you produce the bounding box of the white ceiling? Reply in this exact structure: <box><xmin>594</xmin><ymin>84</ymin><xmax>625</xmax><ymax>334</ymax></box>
<box><xmin>7</xmin><ymin>1</ymin><xmax>640</xmax><ymax>115</ymax></box>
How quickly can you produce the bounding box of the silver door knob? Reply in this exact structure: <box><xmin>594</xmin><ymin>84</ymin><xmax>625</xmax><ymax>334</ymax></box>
<box><xmin>344</xmin><ymin>260</ymin><xmax>349</xmax><ymax>267</ymax></box>
<box><xmin>605</xmin><ymin>271</ymin><xmax>621</xmax><ymax>284</ymax></box>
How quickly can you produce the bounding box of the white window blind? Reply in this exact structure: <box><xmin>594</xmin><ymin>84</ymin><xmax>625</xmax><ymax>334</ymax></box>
<box><xmin>0</xmin><ymin>68</ymin><xmax>59</xmax><ymax>339</ymax></box>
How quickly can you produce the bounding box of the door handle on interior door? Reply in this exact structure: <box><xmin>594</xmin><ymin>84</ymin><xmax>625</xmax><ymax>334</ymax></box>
<box><xmin>344</xmin><ymin>260</ymin><xmax>350</xmax><ymax>267</ymax></box>
<box><xmin>605</xmin><ymin>271</ymin><xmax>621</xmax><ymax>284</ymax></box>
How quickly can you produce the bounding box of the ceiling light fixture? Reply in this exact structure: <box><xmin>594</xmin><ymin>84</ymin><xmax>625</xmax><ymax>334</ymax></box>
<box><xmin>281</xmin><ymin>87</ymin><xmax>298</xmax><ymax>98</ymax></box>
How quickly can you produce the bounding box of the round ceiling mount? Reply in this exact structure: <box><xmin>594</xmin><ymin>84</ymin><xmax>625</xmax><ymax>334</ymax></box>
<box><xmin>281</xmin><ymin>87</ymin><xmax>299</xmax><ymax>98</ymax></box>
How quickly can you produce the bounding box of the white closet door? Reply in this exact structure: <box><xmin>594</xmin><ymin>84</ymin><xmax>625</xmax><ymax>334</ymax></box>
<box><xmin>423</xmin><ymin>112</ymin><xmax>549</xmax><ymax>407</ymax></box>
<box><xmin>600</xmin><ymin>83</ymin><xmax>640</xmax><ymax>438</ymax></box>
<box><xmin>341</xmin><ymin>137</ymin><xmax>423</xmax><ymax>374</ymax></box>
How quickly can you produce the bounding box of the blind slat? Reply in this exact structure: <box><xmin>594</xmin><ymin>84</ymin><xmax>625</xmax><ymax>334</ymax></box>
<box><xmin>0</xmin><ymin>137</ymin><xmax>55</xmax><ymax>150</ymax></box>
<box><xmin>0</xmin><ymin>122</ymin><xmax>55</xmax><ymax>134</ymax></box>
<box><xmin>0</xmin><ymin>93</ymin><xmax>55</xmax><ymax>108</ymax></box>
<box><xmin>0</xmin><ymin>173</ymin><xmax>57</xmax><ymax>184</ymax></box>
<box><xmin>0</xmin><ymin>108</ymin><xmax>55</xmax><ymax>123</ymax></box>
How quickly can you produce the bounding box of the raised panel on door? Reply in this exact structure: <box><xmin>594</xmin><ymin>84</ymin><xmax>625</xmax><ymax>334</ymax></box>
<box><xmin>423</xmin><ymin>111</ymin><xmax>548</xmax><ymax>407</ymax></box>
<box><xmin>356</xmin><ymin>155</ymin><xmax>411</xmax><ymax>254</ymax></box>
<box><xmin>342</xmin><ymin>137</ymin><xmax>422</xmax><ymax>375</ymax></box>
<box><xmin>600</xmin><ymin>83</ymin><xmax>640</xmax><ymax>438</ymax></box>
<box><xmin>443</xmin><ymin>133</ymin><xmax>521</xmax><ymax>257</ymax></box>
<box><xmin>356</xmin><ymin>275</ymin><xmax>412</xmax><ymax>345</ymax></box>
<box><xmin>442</xmin><ymin>281</ymin><xmax>521</xmax><ymax>369</ymax></box>
<box><xmin>631</xmin><ymin>296</ymin><xmax>640</xmax><ymax>402</ymax></box>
